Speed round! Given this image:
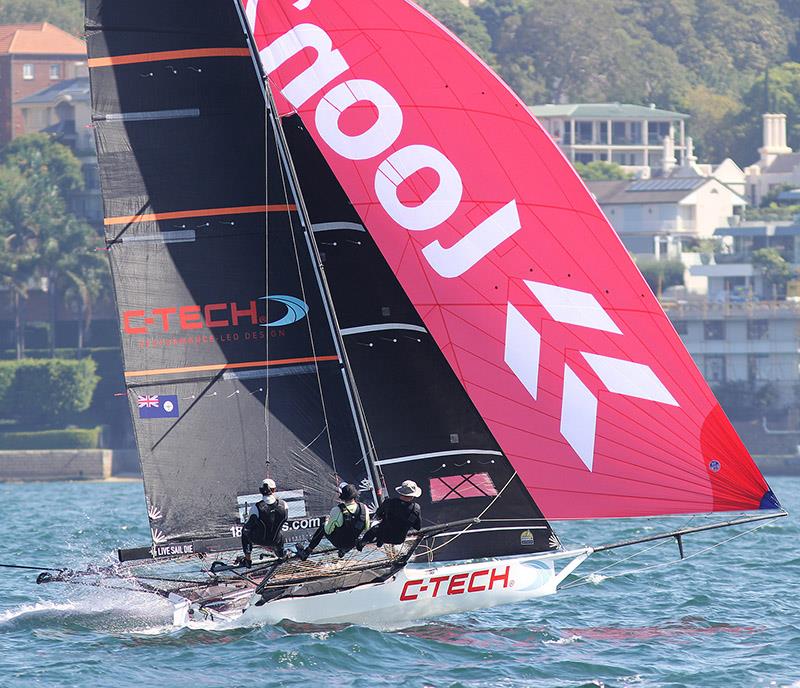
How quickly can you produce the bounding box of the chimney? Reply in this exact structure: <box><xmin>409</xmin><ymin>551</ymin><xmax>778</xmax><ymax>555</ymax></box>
<box><xmin>662</xmin><ymin>134</ymin><xmax>676</xmax><ymax>174</ymax></box>
<box><xmin>685</xmin><ymin>136</ymin><xmax>697</xmax><ymax>166</ymax></box>
<box><xmin>759</xmin><ymin>113</ymin><xmax>792</xmax><ymax>167</ymax></box>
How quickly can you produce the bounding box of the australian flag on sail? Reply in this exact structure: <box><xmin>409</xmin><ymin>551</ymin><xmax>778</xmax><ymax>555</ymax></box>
<box><xmin>137</xmin><ymin>395</ymin><xmax>179</xmax><ymax>419</ymax></box>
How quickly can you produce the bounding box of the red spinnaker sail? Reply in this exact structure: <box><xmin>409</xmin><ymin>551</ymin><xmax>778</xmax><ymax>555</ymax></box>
<box><xmin>245</xmin><ymin>0</ymin><xmax>775</xmax><ymax>518</ymax></box>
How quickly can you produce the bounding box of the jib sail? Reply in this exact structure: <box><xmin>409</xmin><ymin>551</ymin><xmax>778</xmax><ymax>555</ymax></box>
<box><xmin>86</xmin><ymin>0</ymin><xmax>374</xmax><ymax>547</ymax></box>
<box><xmin>283</xmin><ymin>117</ymin><xmax>557</xmax><ymax>560</ymax></box>
<box><xmin>250</xmin><ymin>0</ymin><xmax>778</xmax><ymax>519</ymax></box>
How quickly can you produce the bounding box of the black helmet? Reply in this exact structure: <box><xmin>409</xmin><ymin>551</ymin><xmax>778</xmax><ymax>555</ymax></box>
<box><xmin>339</xmin><ymin>483</ymin><xmax>358</xmax><ymax>501</ymax></box>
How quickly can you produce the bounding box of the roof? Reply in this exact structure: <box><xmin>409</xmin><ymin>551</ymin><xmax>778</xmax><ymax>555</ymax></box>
<box><xmin>528</xmin><ymin>103</ymin><xmax>689</xmax><ymax>121</ymax></box>
<box><xmin>588</xmin><ymin>177</ymin><xmax>704</xmax><ymax>204</ymax></box>
<box><xmin>588</xmin><ymin>176</ymin><xmax>743</xmax><ymax>205</ymax></box>
<box><xmin>0</xmin><ymin>23</ymin><xmax>85</xmax><ymax>56</ymax></box>
<box><xmin>765</xmin><ymin>153</ymin><xmax>800</xmax><ymax>174</ymax></box>
<box><xmin>712</xmin><ymin>223</ymin><xmax>800</xmax><ymax>237</ymax></box>
<box><xmin>16</xmin><ymin>77</ymin><xmax>89</xmax><ymax>105</ymax></box>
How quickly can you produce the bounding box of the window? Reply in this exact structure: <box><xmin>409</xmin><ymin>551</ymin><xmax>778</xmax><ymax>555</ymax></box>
<box><xmin>705</xmin><ymin>355</ymin><xmax>726</xmax><ymax>382</ymax></box>
<box><xmin>49</xmin><ymin>64</ymin><xmax>61</xmax><ymax>80</ymax></box>
<box><xmin>704</xmin><ymin>321</ymin><xmax>725</xmax><ymax>340</ymax></box>
<box><xmin>748</xmin><ymin>354</ymin><xmax>769</xmax><ymax>382</ymax></box>
<box><xmin>22</xmin><ymin>63</ymin><xmax>34</xmax><ymax>80</ymax></box>
<box><xmin>747</xmin><ymin>319</ymin><xmax>769</xmax><ymax>340</ymax></box>
<box><xmin>575</xmin><ymin>121</ymin><xmax>593</xmax><ymax>144</ymax></box>
<box><xmin>673</xmin><ymin>320</ymin><xmax>687</xmax><ymax>335</ymax></box>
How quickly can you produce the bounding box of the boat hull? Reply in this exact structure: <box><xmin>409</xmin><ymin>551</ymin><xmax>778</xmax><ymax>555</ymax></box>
<box><xmin>178</xmin><ymin>549</ymin><xmax>589</xmax><ymax>630</ymax></box>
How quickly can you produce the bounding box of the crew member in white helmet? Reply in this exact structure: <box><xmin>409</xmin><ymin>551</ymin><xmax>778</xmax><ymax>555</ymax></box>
<box><xmin>239</xmin><ymin>478</ymin><xmax>288</xmax><ymax>567</ymax></box>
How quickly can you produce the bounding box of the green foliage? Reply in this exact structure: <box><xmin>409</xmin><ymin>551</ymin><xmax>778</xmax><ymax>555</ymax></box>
<box><xmin>0</xmin><ymin>134</ymin><xmax>84</xmax><ymax>198</ymax></box>
<box><xmin>1</xmin><ymin>359</ymin><xmax>99</xmax><ymax>427</ymax></box>
<box><xmin>573</xmin><ymin>161</ymin><xmax>633</xmax><ymax>181</ymax></box>
<box><xmin>636</xmin><ymin>259</ymin><xmax>685</xmax><ymax>293</ymax></box>
<box><xmin>0</xmin><ymin>134</ymin><xmax>108</xmax><ymax>357</ymax></box>
<box><xmin>752</xmin><ymin>247</ymin><xmax>796</xmax><ymax>296</ymax></box>
<box><xmin>416</xmin><ymin>0</ymin><xmax>495</xmax><ymax>65</ymax></box>
<box><xmin>0</xmin><ymin>427</ymin><xmax>101</xmax><ymax>450</ymax></box>
<box><xmin>0</xmin><ymin>0</ymin><xmax>83</xmax><ymax>36</ymax></box>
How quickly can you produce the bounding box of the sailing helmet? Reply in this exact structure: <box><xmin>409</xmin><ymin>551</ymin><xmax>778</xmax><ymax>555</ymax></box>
<box><xmin>339</xmin><ymin>483</ymin><xmax>359</xmax><ymax>501</ymax></box>
<box><xmin>260</xmin><ymin>478</ymin><xmax>276</xmax><ymax>495</ymax></box>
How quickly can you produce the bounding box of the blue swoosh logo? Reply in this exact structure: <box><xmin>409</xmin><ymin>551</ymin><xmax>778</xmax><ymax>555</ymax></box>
<box><xmin>259</xmin><ymin>295</ymin><xmax>309</xmax><ymax>327</ymax></box>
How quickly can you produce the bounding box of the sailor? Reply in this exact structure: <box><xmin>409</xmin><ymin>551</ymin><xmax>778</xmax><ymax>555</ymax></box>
<box><xmin>358</xmin><ymin>480</ymin><xmax>422</xmax><ymax>549</ymax></box>
<box><xmin>239</xmin><ymin>478</ymin><xmax>288</xmax><ymax>567</ymax></box>
<box><xmin>297</xmin><ymin>483</ymin><xmax>369</xmax><ymax>559</ymax></box>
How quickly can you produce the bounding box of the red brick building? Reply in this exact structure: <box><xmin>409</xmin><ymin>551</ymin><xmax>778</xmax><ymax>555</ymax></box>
<box><xmin>0</xmin><ymin>23</ymin><xmax>86</xmax><ymax>145</ymax></box>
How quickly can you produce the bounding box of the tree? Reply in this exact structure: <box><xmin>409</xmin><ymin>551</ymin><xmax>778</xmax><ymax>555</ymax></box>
<box><xmin>573</xmin><ymin>161</ymin><xmax>632</xmax><ymax>181</ymax></box>
<box><xmin>679</xmin><ymin>85</ymin><xmax>742</xmax><ymax>162</ymax></box>
<box><xmin>636</xmin><ymin>259</ymin><xmax>685</xmax><ymax>295</ymax></box>
<box><xmin>0</xmin><ymin>0</ymin><xmax>83</xmax><ymax>36</ymax></box>
<box><xmin>752</xmin><ymin>247</ymin><xmax>796</xmax><ymax>298</ymax></box>
<box><xmin>0</xmin><ymin>166</ymin><xmax>38</xmax><ymax>359</ymax></box>
<box><xmin>727</xmin><ymin>63</ymin><xmax>800</xmax><ymax>166</ymax></box>
<box><xmin>416</xmin><ymin>0</ymin><xmax>496</xmax><ymax>65</ymax></box>
<box><xmin>0</xmin><ymin>135</ymin><xmax>106</xmax><ymax>356</ymax></box>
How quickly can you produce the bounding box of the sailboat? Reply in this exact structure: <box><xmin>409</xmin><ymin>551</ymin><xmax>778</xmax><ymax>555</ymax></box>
<box><xmin>34</xmin><ymin>0</ymin><xmax>784</xmax><ymax>628</ymax></box>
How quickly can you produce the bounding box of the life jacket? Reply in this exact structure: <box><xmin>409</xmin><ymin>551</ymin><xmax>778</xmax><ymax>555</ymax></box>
<box><xmin>377</xmin><ymin>498</ymin><xmax>421</xmax><ymax>545</ymax></box>
<box><xmin>327</xmin><ymin>501</ymin><xmax>365</xmax><ymax>550</ymax></box>
<box><xmin>248</xmin><ymin>498</ymin><xmax>288</xmax><ymax>545</ymax></box>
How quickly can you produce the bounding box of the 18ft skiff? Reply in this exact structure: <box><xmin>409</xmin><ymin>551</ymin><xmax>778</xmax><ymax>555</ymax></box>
<box><xmin>28</xmin><ymin>0</ymin><xmax>785</xmax><ymax>628</ymax></box>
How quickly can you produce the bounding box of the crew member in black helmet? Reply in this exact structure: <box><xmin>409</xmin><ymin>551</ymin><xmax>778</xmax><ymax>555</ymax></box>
<box><xmin>297</xmin><ymin>483</ymin><xmax>370</xmax><ymax>559</ymax></box>
<box><xmin>239</xmin><ymin>478</ymin><xmax>288</xmax><ymax>567</ymax></box>
<box><xmin>358</xmin><ymin>479</ymin><xmax>422</xmax><ymax>549</ymax></box>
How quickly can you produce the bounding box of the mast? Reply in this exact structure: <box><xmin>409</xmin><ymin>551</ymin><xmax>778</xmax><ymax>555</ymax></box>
<box><xmin>231</xmin><ymin>0</ymin><xmax>385</xmax><ymax>503</ymax></box>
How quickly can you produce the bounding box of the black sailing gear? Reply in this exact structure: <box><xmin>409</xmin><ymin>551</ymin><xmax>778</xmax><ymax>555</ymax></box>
<box><xmin>360</xmin><ymin>497</ymin><xmax>421</xmax><ymax>547</ymax></box>
<box><xmin>242</xmin><ymin>498</ymin><xmax>288</xmax><ymax>560</ymax></box>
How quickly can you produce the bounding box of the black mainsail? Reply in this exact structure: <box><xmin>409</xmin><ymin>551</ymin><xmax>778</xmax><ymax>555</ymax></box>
<box><xmin>87</xmin><ymin>0</ymin><xmax>374</xmax><ymax>549</ymax></box>
<box><xmin>283</xmin><ymin>118</ymin><xmax>557</xmax><ymax>561</ymax></box>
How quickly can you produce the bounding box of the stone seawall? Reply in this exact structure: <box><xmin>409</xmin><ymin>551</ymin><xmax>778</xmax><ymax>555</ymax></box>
<box><xmin>0</xmin><ymin>450</ymin><xmax>114</xmax><ymax>481</ymax></box>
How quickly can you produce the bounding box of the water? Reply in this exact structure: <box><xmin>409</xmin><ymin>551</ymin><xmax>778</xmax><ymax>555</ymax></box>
<box><xmin>0</xmin><ymin>478</ymin><xmax>798</xmax><ymax>688</ymax></box>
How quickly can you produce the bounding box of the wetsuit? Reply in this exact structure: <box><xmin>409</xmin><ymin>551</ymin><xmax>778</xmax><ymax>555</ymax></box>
<box><xmin>241</xmin><ymin>497</ymin><xmax>288</xmax><ymax>558</ymax></box>
<box><xmin>360</xmin><ymin>497</ymin><xmax>421</xmax><ymax>546</ymax></box>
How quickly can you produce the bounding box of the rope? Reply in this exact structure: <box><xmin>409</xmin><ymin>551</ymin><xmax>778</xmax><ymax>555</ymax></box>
<box><xmin>0</xmin><ymin>563</ymin><xmax>64</xmax><ymax>573</ymax></box>
<box><xmin>561</xmin><ymin>520</ymin><xmax>772</xmax><ymax>591</ymax></box>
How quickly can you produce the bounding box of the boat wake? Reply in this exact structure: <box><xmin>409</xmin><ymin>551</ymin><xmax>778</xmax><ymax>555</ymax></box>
<box><xmin>0</xmin><ymin>589</ymin><xmax>174</xmax><ymax>634</ymax></box>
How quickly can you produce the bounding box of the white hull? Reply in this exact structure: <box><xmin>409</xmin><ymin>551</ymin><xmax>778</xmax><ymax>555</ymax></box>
<box><xmin>175</xmin><ymin>549</ymin><xmax>590</xmax><ymax>630</ymax></box>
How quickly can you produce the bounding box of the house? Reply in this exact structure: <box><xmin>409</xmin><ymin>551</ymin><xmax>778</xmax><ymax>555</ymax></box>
<box><xmin>587</xmin><ymin>173</ymin><xmax>747</xmax><ymax>260</ymax></box>
<box><xmin>0</xmin><ymin>23</ymin><xmax>86</xmax><ymax>145</ymax></box>
<box><xmin>664</xmin><ymin>300</ymin><xmax>800</xmax><ymax>409</ymax></box>
<box><xmin>15</xmin><ymin>75</ymin><xmax>101</xmax><ymax>226</ymax></box>
<box><xmin>528</xmin><ymin>102</ymin><xmax>689</xmax><ymax>177</ymax></box>
<box><xmin>744</xmin><ymin>113</ymin><xmax>800</xmax><ymax>206</ymax></box>
<box><xmin>690</xmin><ymin>220</ymin><xmax>800</xmax><ymax>301</ymax></box>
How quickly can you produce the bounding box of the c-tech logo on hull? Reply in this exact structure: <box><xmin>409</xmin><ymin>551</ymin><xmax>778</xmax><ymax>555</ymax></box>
<box><xmin>400</xmin><ymin>565</ymin><xmax>511</xmax><ymax>602</ymax></box>
<box><xmin>505</xmin><ymin>282</ymin><xmax>679</xmax><ymax>471</ymax></box>
<box><xmin>122</xmin><ymin>296</ymin><xmax>309</xmax><ymax>335</ymax></box>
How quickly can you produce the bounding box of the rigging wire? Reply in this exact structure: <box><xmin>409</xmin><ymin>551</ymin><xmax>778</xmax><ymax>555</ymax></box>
<box><xmin>560</xmin><ymin>519</ymin><xmax>773</xmax><ymax>591</ymax></box>
<box><xmin>271</xmin><ymin>117</ymin><xmax>339</xmax><ymax>478</ymax></box>
<box><xmin>424</xmin><ymin>471</ymin><xmax>519</xmax><ymax>556</ymax></box>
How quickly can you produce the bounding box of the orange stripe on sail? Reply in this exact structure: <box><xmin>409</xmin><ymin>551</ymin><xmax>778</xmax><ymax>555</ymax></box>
<box><xmin>88</xmin><ymin>48</ymin><xmax>251</xmax><ymax>68</ymax></box>
<box><xmin>124</xmin><ymin>356</ymin><xmax>340</xmax><ymax>379</ymax></box>
<box><xmin>104</xmin><ymin>205</ymin><xmax>296</xmax><ymax>226</ymax></box>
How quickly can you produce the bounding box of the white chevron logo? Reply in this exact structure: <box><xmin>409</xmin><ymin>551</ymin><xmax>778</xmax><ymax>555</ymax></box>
<box><xmin>505</xmin><ymin>281</ymin><xmax>678</xmax><ymax>471</ymax></box>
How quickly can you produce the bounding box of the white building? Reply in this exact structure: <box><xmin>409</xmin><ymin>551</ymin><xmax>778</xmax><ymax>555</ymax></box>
<box><xmin>529</xmin><ymin>102</ymin><xmax>689</xmax><ymax>177</ymax></box>
<box><xmin>744</xmin><ymin>113</ymin><xmax>800</xmax><ymax>206</ymax></box>
<box><xmin>15</xmin><ymin>74</ymin><xmax>102</xmax><ymax>226</ymax></box>
<box><xmin>664</xmin><ymin>300</ymin><xmax>800</xmax><ymax>408</ymax></box>
<box><xmin>587</xmin><ymin>174</ymin><xmax>747</xmax><ymax>260</ymax></box>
